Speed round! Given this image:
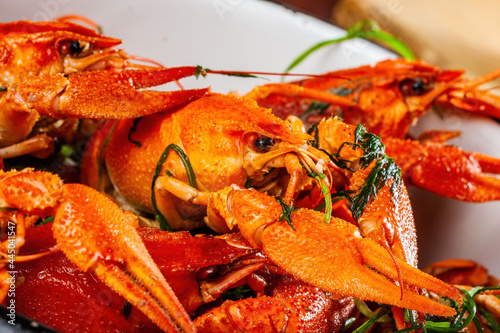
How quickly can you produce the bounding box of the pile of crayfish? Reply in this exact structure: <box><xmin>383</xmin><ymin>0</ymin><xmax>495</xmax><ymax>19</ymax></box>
<box><xmin>1</xmin><ymin>17</ymin><xmax>500</xmax><ymax>333</ymax></box>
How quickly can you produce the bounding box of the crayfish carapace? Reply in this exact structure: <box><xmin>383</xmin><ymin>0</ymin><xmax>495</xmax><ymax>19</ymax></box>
<box><xmin>92</xmin><ymin>93</ymin><xmax>338</xmax><ymax>231</ymax></box>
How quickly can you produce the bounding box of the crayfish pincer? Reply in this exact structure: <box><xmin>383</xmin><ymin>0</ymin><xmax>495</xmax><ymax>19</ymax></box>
<box><xmin>0</xmin><ymin>168</ymin><xmax>195</xmax><ymax>332</ymax></box>
<box><xmin>205</xmin><ymin>186</ymin><xmax>462</xmax><ymax>317</ymax></box>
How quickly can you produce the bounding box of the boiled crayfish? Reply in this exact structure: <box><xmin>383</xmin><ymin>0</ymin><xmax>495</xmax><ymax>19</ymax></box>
<box><xmin>0</xmin><ymin>18</ymin><xmax>208</xmax><ymax>159</ymax></box>
<box><xmin>246</xmin><ymin>58</ymin><xmax>500</xmax><ymax>202</ymax></box>
<box><xmin>247</xmin><ymin>58</ymin><xmax>500</xmax><ymax>139</ymax></box>
<box><xmin>80</xmin><ymin>92</ymin><xmax>466</xmax><ymax>327</ymax></box>
<box><xmin>84</xmin><ymin>93</ymin><xmax>337</xmax><ymax>231</ymax></box>
<box><xmin>2</xmin><ymin>16</ymin><xmax>500</xmax><ymax>333</ymax></box>
<box><xmin>5</xmin><ymin>93</ymin><xmax>464</xmax><ymax>332</ymax></box>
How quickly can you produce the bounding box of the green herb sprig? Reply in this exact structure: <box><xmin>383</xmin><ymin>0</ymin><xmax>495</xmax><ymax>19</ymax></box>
<box><xmin>127</xmin><ymin>117</ymin><xmax>143</xmax><ymax>148</ymax></box>
<box><xmin>285</xmin><ymin>19</ymin><xmax>416</xmax><ymax>75</ymax></box>
<box><xmin>275</xmin><ymin>196</ymin><xmax>296</xmax><ymax>230</ymax></box>
<box><xmin>352</xmin><ymin>305</ymin><xmax>392</xmax><ymax>333</ymax></box>
<box><xmin>307</xmin><ymin>122</ymin><xmax>321</xmax><ymax>148</ymax></box>
<box><xmin>306</xmin><ymin>169</ymin><xmax>333</xmax><ymax>224</ymax></box>
<box><xmin>389</xmin><ymin>286</ymin><xmax>500</xmax><ymax>333</ymax></box>
<box><xmin>329</xmin><ymin>124</ymin><xmax>402</xmax><ymax>221</ymax></box>
<box><xmin>34</xmin><ymin>215</ymin><xmax>54</xmax><ymax>226</ymax></box>
<box><xmin>151</xmin><ymin>144</ymin><xmax>197</xmax><ymax>231</ymax></box>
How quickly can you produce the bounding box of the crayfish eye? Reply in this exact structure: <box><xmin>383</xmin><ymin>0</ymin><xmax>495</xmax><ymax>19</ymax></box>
<box><xmin>196</xmin><ymin>266</ymin><xmax>223</xmax><ymax>281</ymax></box>
<box><xmin>69</xmin><ymin>40</ymin><xmax>83</xmax><ymax>54</ymax></box>
<box><xmin>412</xmin><ymin>78</ymin><xmax>425</xmax><ymax>92</ymax></box>
<box><xmin>254</xmin><ymin>136</ymin><xmax>274</xmax><ymax>151</ymax></box>
<box><xmin>399</xmin><ymin>78</ymin><xmax>427</xmax><ymax>96</ymax></box>
<box><xmin>59</xmin><ymin>40</ymin><xmax>92</xmax><ymax>57</ymax></box>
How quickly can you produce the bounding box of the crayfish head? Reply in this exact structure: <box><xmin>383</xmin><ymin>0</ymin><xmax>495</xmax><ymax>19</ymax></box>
<box><xmin>0</xmin><ymin>20</ymin><xmax>124</xmax><ymax>86</ymax></box>
<box><xmin>238</xmin><ymin>113</ymin><xmax>334</xmax><ymax>197</ymax></box>
<box><xmin>390</xmin><ymin>60</ymin><xmax>464</xmax><ymax>122</ymax></box>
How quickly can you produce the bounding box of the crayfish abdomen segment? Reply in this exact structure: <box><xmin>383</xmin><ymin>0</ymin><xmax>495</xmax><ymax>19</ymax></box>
<box><xmin>0</xmin><ymin>168</ymin><xmax>63</xmax><ymax>217</ymax></box>
<box><xmin>194</xmin><ymin>277</ymin><xmax>354</xmax><ymax>333</ymax></box>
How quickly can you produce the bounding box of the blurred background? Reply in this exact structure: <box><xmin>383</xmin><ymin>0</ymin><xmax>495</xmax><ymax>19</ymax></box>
<box><xmin>271</xmin><ymin>0</ymin><xmax>500</xmax><ymax>78</ymax></box>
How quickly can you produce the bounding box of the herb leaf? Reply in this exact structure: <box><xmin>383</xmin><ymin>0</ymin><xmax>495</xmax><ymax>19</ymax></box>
<box><xmin>275</xmin><ymin>196</ymin><xmax>295</xmax><ymax>230</ymax></box>
<box><xmin>393</xmin><ymin>286</ymin><xmax>500</xmax><ymax>333</ymax></box>
<box><xmin>151</xmin><ymin>144</ymin><xmax>197</xmax><ymax>231</ymax></box>
<box><xmin>306</xmin><ymin>122</ymin><xmax>320</xmax><ymax>148</ymax></box>
<box><xmin>330</xmin><ymin>124</ymin><xmax>402</xmax><ymax>221</ymax></box>
<box><xmin>194</xmin><ymin>65</ymin><xmax>207</xmax><ymax>79</ymax></box>
<box><xmin>307</xmin><ymin>170</ymin><xmax>333</xmax><ymax>224</ymax></box>
<box><xmin>127</xmin><ymin>117</ymin><xmax>143</xmax><ymax>147</ymax></box>
<box><xmin>352</xmin><ymin>305</ymin><xmax>391</xmax><ymax>333</ymax></box>
<box><xmin>35</xmin><ymin>216</ymin><xmax>55</xmax><ymax>226</ymax></box>
<box><xmin>285</xmin><ymin>19</ymin><xmax>416</xmax><ymax>74</ymax></box>
<box><xmin>221</xmin><ymin>285</ymin><xmax>254</xmax><ymax>301</ymax></box>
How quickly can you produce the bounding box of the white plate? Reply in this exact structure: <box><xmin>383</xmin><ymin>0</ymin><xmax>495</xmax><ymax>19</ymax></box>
<box><xmin>2</xmin><ymin>0</ymin><xmax>499</xmax><ymax>276</ymax></box>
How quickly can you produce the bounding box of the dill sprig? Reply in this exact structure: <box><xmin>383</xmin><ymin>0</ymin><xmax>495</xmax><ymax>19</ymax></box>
<box><xmin>329</xmin><ymin>124</ymin><xmax>402</xmax><ymax>221</ymax></box>
<box><xmin>151</xmin><ymin>144</ymin><xmax>197</xmax><ymax>231</ymax></box>
<box><xmin>34</xmin><ymin>215</ymin><xmax>55</xmax><ymax>226</ymax></box>
<box><xmin>307</xmin><ymin>122</ymin><xmax>321</xmax><ymax>148</ymax></box>
<box><xmin>275</xmin><ymin>196</ymin><xmax>296</xmax><ymax>230</ymax></box>
<box><xmin>352</xmin><ymin>305</ymin><xmax>392</xmax><ymax>333</ymax></box>
<box><xmin>221</xmin><ymin>285</ymin><xmax>254</xmax><ymax>301</ymax></box>
<box><xmin>284</xmin><ymin>19</ymin><xmax>416</xmax><ymax>75</ymax></box>
<box><xmin>390</xmin><ymin>286</ymin><xmax>500</xmax><ymax>333</ymax></box>
<box><xmin>127</xmin><ymin>117</ymin><xmax>143</xmax><ymax>147</ymax></box>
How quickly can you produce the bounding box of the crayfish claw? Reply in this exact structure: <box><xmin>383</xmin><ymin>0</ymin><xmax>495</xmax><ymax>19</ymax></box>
<box><xmin>12</xmin><ymin>67</ymin><xmax>208</xmax><ymax>120</ymax></box>
<box><xmin>194</xmin><ymin>277</ymin><xmax>349</xmax><ymax>333</ymax></box>
<box><xmin>0</xmin><ymin>168</ymin><xmax>63</xmax><ymax>217</ymax></box>
<box><xmin>52</xmin><ymin>184</ymin><xmax>195</xmax><ymax>332</ymax></box>
<box><xmin>262</xmin><ymin>209</ymin><xmax>461</xmax><ymax>317</ymax></box>
<box><xmin>207</xmin><ymin>187</ymin><xmax>460</xmax><ymax>317</ymax></box>
<box><xmin>386</xmin><ymin>137</ymin><xmax>500</xmax><ymax>202</ymax></box>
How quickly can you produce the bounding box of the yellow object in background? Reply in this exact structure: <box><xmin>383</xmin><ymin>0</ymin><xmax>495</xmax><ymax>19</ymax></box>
<box><xmin>331</xmin><ymin>0</ymin><xmax>500</xmax><ymax>78</ymax></box>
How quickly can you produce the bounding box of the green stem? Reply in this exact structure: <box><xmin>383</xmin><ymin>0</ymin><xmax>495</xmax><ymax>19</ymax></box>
<box><xmin>285</xmin><ymin>19</ymin><xmax>415</xmax><ymax>74</ymax></box>
<box><xmin>97</xmin><ymin>121</ymin><xmax>117</xmax><ymax>192</ymax></box>
<box><xmin>352</xmin><ymin>305</ymin><xmax>391</xmax><ymax>333</ymax></box>
<box><xmin>151</xmin><ymin>144</ymin><xmax>197</xmax><ymax>231</ymax></box>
